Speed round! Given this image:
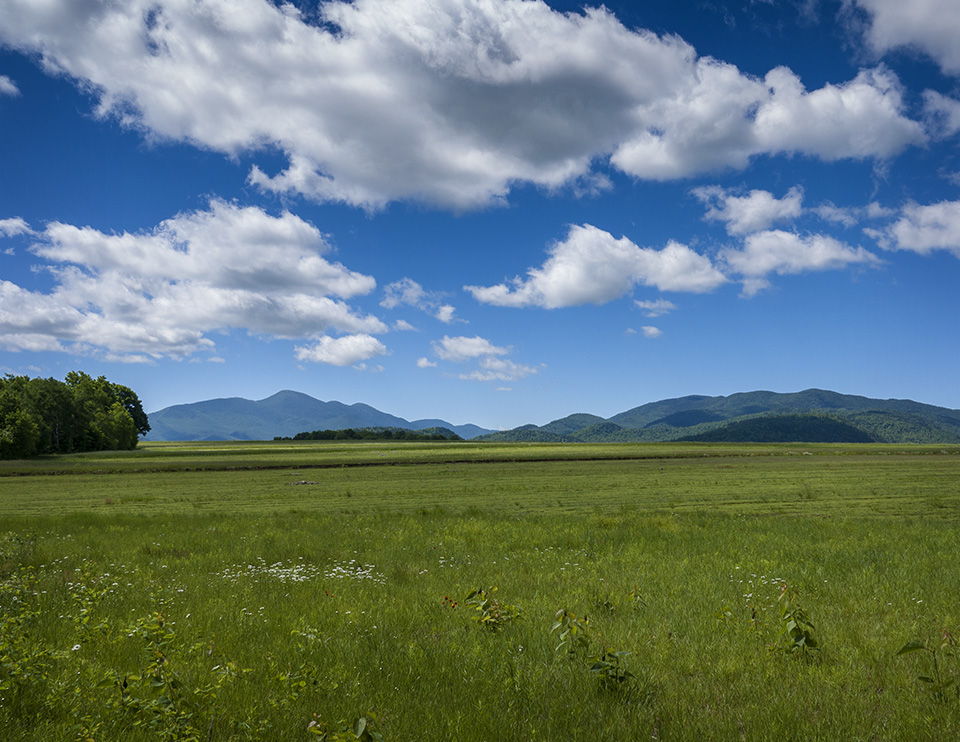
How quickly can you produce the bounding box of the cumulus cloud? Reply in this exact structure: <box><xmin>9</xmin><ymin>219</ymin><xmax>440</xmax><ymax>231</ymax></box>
<box><xmin>722</xmin><ymin>229</ymin><xmax>883</xmax><ymax>294</ymax></box>
<box><xmin>416</xmin><ymin>357</ymin><xmax>437</xmax><ymax>368</ymax></box>
<box><xmin>753</xmin><ymin>67</ymin><xmax>921</xmax><ymax>159</ymax></box>
<box><xmin>294</xmin><ymin>334</ymin><xmax>387</xmax><ymax>366</ymax></box>
<box><xmin>854</xmin><ymin>0</ymin><xmax>960</xmax><ymax>75</ymax></box>
<box><xmin>0</xmin><ymin>0</ymin><xmax>926</xmax><ymax>209</ymax></box>
<box><xmin>611</xmin><ymin>65</ymin><xmax>922</xmax><ymax>180</ymax></box>
<box><xmin>434</xmin><ymin>304</ymin><xmax>458</xmax><ymax>324</ymax></box>
<box><xmin>0</xmin><ymin>201</ymin><xmax>387</xmax><ymax>359</ymax></box>
<box><xmin>634</xmin><ymin>298</ymin><xmax>677</xmax><ymax>317</ymax></box>
<box><xmin>465</xmin><ymin>224</ymin><xmax>726</xmax><ymax>308</ymax></box>
<box><xmin>0</xmin><ymin>75</ymin><xmax>19</xmax><ymax>96</ymax></box>
<box><xmin>641</xmin><ymin>326</ymin><xmax>663</xmax><ymax>338</ymax></box>
<box><xmin>429</xmin><ymin>334</ymin><xmax>536</xmax><ymax>382</ymax></box>
<box><xmin>867</xmin><ymin>200</ymin><xmax>960</xmax><ymax>257</ymax></box>
<box><xmin>432</xmin><ymin>335</ymin><xmax>508</xmax><ymax>362</ymax></box>
<box><xmin>692</xmin><ymin>186</ymin><xmax>803</xmax><ymax>235</ymax></box>
<box><xmin>0</xmin><ymin>217</ymin><xmax>32</xmax><ymax>236</ymax></box>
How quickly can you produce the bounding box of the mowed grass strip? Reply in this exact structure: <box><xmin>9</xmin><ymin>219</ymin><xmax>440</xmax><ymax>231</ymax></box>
<box><xmin>1</xmin><ymin>442</ymin><xmax>958</xmax><ymax>518</ymax></box>
<box><xmin>2</xmin><ymin>439</ymin><xmax>954</xmax><ymax>475</ymax></box>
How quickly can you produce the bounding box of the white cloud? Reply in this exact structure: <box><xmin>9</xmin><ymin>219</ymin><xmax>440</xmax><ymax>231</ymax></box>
<box><xmin>394</xmin><ymin>319</ymin><xmax>416</xmax><ymax>331</ymax></box>
<box><xmin>294</xmin><ymin>334</ymin><xmax>387</xmax><ymax>366</ymax></box>
<box><xmin>641</xmin><ymin>326</ymin><xmax>663</xmax><ymax>338</ymax></box>
<box><xmin>693</xmin><ymin>186</ymin><xmax>803</xmax><ymax>235</ymax></box>
<box><xmin>634</xmin><ymin>298</ymin><xmax>677</xmax><ymax>317</ymax></box>
<box><xmin>722</xmin><ymin>230</ymin><xmax>883</xmax><ymax>292</ymax></box>
<box><xmin>0</xmin><ymin>217</ymin><xmax>31</xmax><ymax>237</ymax></box>
<box><xmin>457</xmin><ymin>356</ymin><xmax>538</xmax><ymax>382</ymax></box>
<box><xmin>813</xmin><ymin>200</ymin><xmax>895</xmax><ymax>227</ymax></box>
<box><xmin>813</xmin><ymin>202</ymin><xmax>860</xmax><ymax>228</ymax></box>
<box><xmin>611</xmin><ymin>65</ymin><xmax>922</xmax><ymax>181</ymax></box>
<box><xmin>381</xmin><ymin>278</ymin><xmax>429</xmax><ymax>309</ymax></box>
<box><xmin>737</xmin><ymin>278</ymin><xmax>772</xmax><ymax>298</ymax></box>
<box><xmin>866</xmin><ymin>202</ymin><xmax>895</xmax><ymax>220</ymax></box>
<box><xmin>0</xmin><ymin>201</ymin><xmax>386</xmax><ymax>358</ymax></box>
<box><xmin>381</xmin><ymin>277</ymin><xmax>457</xmax><ymax>322</ymax></box>
<box><xmin>434</xmin><ymin>304</ymin><xmax>458</xmax><ymax>324</ymax></box>
<box><xmin>37</xmin><ymin>200</ymin><xmax>375</xmax><ymax>300</ymax></box>
<box><xmin>429</xmin><ymin>334</ymin><xmax>536</xmax><ymax>382</ymax></box>
<box><xmin>0</xmin><ymin>0</ymin><xmax>926</xmax><ymax>209</ymax></box>
<box><xmin>416</xmin><ymin>356</ymin><xmax>437</xmax><ymax>368</ymax></box>
<box><xmin>855</xmin><ymin>0</ymin><xmax>960</xmax><ymax>75</ymax></box>
<box><xmin>868</xmin><ymin>200</ymin><xmax>960</xmax><ymax>257</ymax></box>
<box><xmin>923</xmin><ymin>91</ymin><xmax>960</xmax><ymax>138</ymax></box>
<box><xmin>752</xmin><ymin>67</ymin><xmax>922</xmax><ymax>160</ymax></box>
<box><xmin>0</xmin><ymin>75</ymin><xmax>18</xmax><ymax>96</ymax></box>
<box><xmin>466</xmin><ymin>224</ymin><xmax>726</xmax><ymax>308</ymax></box>
<box><xmin>432</xmin><ymin>335</ymin><xmax>508</xmax><ymax>362</ymax></box>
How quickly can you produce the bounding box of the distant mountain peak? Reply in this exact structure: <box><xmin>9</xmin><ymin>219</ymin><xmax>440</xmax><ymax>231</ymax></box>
<box><xmin>478</xmin><ymin>389</ymin><xmax>960</xmax><ymax>444</ymax></box>
<box><xmin>146</xmin><ymin>392</ymin><xmax>492</xmax><ymax>441</ymax></box>
<box><xmin>146</xmin><ymin>388</ymin><xmax>959</xmax><ymax>444</ymax></box>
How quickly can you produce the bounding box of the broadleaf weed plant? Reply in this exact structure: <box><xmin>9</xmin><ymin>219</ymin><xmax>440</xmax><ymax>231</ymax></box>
<box><xmin>775</xmin><ymin>584</ymin><xmax>819</xmax><ymax>657</ymax></box>
<box><xmin>552</xmin><ymin>606</ymin><xmax>636</xmax><ymax>693</ymax></box>
<box><xmin>102</xmin><ymin>609</ymin><xmax>240</xmax><ymax>741</ymax></box>
<box><xmin>551</xmin><ymin>608</ymin><xmax>592</xmax><ymax>657</ymax></box>
<box><xmin>465</xmin><ymin>587</ymin><xmax>521</xmax><ymax>631</ymax></box>
<box><xmin>589</xmin><ymin>648</ymin><xmax>635</xmax><ymax>691</ymax></box>
<box><xmin>308</xmin><ymin>712</ymin><xmax>384</xmax><ymax>741</ymax></box>
<box><xmin>897</xmin><ymin>629</ymin><xmax>959</xmax><ymax>703</ymax></box>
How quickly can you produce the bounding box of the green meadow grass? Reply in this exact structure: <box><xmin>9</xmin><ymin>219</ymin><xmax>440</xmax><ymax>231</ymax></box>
<box><xmin>1</xmin><ymin>442</ymin><xmax>959</xmax><ymax>740</ymax></box>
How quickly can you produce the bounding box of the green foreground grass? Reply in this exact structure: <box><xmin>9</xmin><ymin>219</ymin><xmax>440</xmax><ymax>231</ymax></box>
<box><xmin>2</xmin><ymin>441</ymin><xmax>960</xmax><ymax>740</ymax></box>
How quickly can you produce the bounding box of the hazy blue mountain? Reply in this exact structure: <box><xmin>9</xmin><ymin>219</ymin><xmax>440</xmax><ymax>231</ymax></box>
<box><xmin>146</xmin><ymin>390</ymin><xmax>492</xmax><ymax>441</ymax></box>
<box><xmin>478</xmin><ymin>389</ymin><xmax>960</xmax><ymax>444</ymax></box>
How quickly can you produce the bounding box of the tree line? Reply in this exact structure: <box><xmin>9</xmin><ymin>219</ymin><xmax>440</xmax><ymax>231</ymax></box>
<box><xmin>0</xmin><ymin>372</ymin><xmax>150</xmax><ymax>459</ymax></box>
<box><xmin>277</xmin><ymin>427</ymin><xmax>462</xmax><ymax>442</ymax></box>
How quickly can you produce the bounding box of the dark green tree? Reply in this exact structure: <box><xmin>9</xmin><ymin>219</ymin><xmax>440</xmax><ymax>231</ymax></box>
<box><xmin>0</xmin><ymin>372</ymin><xmax>149</xmax><ymax>458</ymax></box>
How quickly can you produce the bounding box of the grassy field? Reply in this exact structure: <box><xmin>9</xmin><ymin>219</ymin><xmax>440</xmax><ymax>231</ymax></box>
<box><xmin>2</xmin><ymin>441</ymin><xmax>959</xmax><ymax>740</ymax></box>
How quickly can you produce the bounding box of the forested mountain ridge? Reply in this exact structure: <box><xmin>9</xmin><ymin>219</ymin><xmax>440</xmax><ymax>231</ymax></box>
<box><xmin>478</xmin><ymin>389</ymin><xmax>960</xmax><ymax>444</ymax></box>
<box><xmin>144</xmin><ymin>388</ymin><xmax>960</xmax><ymax>444</ymax></box>
<box><xmin>146</xmin><ymin>390</ymin><xmax>491</xmax><ymax>441</ymax></box>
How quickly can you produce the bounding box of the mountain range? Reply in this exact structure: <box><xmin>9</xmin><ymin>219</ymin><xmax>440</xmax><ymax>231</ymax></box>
<box><xmin>145</xmin><ymin>389</ymin><xmax>960</xmax><ymax>444</ymax></box>
<box><xmin>477</xmin><ymin>389</ymin><xmax>960</xmax><ymax>444</ymax></box>
<box><xmin>145</xmin><ymin>390</ymin><xmax>492</xmax><ymax>441</ymax></box>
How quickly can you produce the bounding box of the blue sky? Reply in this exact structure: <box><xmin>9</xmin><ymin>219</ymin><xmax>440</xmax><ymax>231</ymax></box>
<box><xmin>1</xmin><ymin>0</ymin><xmax>958</xmax><ymax>430</ymax></box>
